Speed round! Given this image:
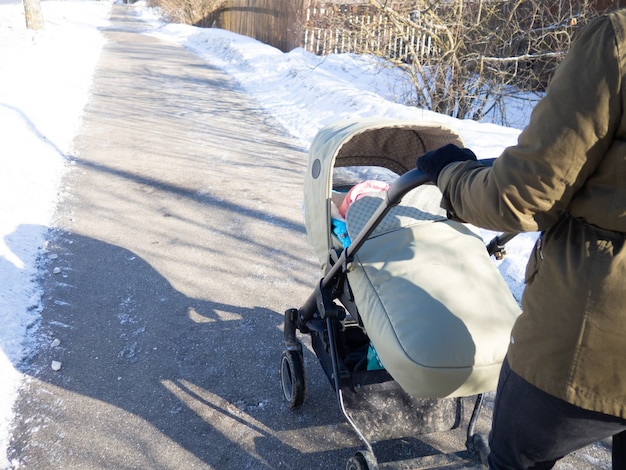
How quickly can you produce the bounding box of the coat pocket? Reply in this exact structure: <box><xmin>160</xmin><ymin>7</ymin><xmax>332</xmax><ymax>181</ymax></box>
<box><xmin>524</xmin><ymin>234</ymin><xmax>543</xmax><ymax>284</ymax></box>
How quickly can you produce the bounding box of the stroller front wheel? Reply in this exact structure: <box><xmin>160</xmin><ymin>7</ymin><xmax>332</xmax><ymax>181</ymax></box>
<box><xmin>280</xmin><ymin>350</ymin><xmax>306</xmax><ymax>408</ymax></box>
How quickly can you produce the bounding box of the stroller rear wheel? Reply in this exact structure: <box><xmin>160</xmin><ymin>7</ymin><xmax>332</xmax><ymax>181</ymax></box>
<box><xmin>280</xmin><ymin>350</ymin><xmax>306</xmax><ymax>408</ymax></box>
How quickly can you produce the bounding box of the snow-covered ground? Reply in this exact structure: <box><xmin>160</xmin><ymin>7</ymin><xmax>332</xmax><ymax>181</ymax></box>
<box><xmin>0</xmin><ymin>1</ymin><xmax>539</xmax><ymax>466</ymax></box>
<box><xmin>0</xmin><ymin>1</ymin><xmax>111</xmax><ymax>465</ymax></box>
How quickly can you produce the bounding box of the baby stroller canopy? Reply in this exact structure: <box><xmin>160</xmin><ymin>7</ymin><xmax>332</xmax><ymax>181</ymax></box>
<box><xmin>304</xmin><ymin>117</ymin><xmax>464</xmax><ymax>269</ymax></box>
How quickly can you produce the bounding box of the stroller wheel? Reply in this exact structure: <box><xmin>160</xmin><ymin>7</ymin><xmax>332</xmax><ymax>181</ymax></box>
<box><xmin>280</xmin><ymin>350</ymin><xmax>306</xmax><ymax>408</ymax></box>
<box><xmin>346</xmin><ymin>450</ymin><xmax>376</xmax><ymax>470</ymax></box>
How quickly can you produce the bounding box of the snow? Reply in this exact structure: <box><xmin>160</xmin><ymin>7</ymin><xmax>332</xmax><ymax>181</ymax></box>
<box><xmin>0</xmin><ymin>1</ymin><xmax>111</xmax><ymax>465</ymax></box>
<box><xmin>0</xmin><ymin>0</ymin><xmax>539</xmax><ymax>465</ymax></box>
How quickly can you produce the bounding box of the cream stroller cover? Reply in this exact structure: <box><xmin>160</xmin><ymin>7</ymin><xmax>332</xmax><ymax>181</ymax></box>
<box><xmin>304</xmin><ymin>117</ymin><xmax>521</xmax><ymax>398</ymax></box>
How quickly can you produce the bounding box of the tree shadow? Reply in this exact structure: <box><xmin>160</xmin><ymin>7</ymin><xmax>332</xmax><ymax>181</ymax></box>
<box><xmin>5</xmin><ymin>221</ymin><xmax>492</xmax><ymax>469</ymax></box>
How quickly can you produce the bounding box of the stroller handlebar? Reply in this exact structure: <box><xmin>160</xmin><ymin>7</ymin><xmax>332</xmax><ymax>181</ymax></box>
<box><xmin>385</xmin><ymin>168</ymin><xmax>432</xmax><ymax>207</ymax></box>
<box><xmin>387</xmin><ymin>158</ymin><xmax>497</xmax><ymax>206</ymax></box>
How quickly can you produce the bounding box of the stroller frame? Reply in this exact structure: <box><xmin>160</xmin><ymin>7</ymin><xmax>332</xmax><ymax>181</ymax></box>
<box><xmin>280</xmin><ymin>118</ymin><xmax>516</xmax><ymax>469</ymax></box>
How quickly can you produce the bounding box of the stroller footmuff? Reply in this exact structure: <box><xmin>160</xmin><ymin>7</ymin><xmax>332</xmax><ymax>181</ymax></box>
<box><xmin>280</xmin><ymin>118</ymin><xmax>521</xmax><ymax>469</ymax></box>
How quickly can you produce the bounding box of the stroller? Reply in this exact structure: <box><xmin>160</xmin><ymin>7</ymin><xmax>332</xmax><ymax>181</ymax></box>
<box><xmin>280</xmin><ymin>118</ymin><xmax>521</xmax><ymax>469</ymax></box>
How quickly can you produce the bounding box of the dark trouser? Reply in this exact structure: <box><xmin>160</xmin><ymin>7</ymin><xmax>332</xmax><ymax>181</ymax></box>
<box><xmin>488</xmin><ymin>358</ymin><xmax>626</xmax><ymax>469</ymax></box>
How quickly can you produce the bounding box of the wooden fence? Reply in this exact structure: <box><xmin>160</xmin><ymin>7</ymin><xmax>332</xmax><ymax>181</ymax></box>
<box><xmin>214</xmin><ymin>0</ymin><xmax>307</xmax><ymax>52</ymax></box>
<box><xmin>301</xmin><ymin>4</ymin><xmax>434</xmax><ymax>58</ymax></box>
<box><xmin>213</xmin><ymin>0</ymin><xmax>432</xmax><ymax>55</ymax></box>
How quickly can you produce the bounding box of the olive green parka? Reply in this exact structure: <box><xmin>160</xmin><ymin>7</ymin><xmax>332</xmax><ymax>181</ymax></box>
<box><xmin>436</xmin><ymin>10</ymin><xmax>626</xmax><ymax>419</ymax></box>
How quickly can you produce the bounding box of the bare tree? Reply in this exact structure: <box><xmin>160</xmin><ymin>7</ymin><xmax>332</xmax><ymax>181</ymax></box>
<box><xmin>363</xmin><ymin>0</ymin><xmax>601</xmax><ymax>122</ymax></box>
<box><xmin>23</xmin><ymin>0</ymin><xmax>45</xmax><ymax>31</ymax></box>
<box><xmin>303</xmin><ymin>0</ymin><xmax>616</xmax><ymax>124</ymax></box>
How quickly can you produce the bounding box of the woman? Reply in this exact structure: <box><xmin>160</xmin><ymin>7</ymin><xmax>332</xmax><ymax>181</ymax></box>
<box><xmin>416</xmin><ymin>9</ymin><xmax>626</xmax><ymax>469</ymax></box>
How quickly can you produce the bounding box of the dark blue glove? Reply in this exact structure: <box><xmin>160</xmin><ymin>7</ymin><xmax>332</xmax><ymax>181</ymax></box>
<box><xmin>416</xmin><ymin>143</ymin><xmax>477</xmax><ymax>184</ymax></box>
